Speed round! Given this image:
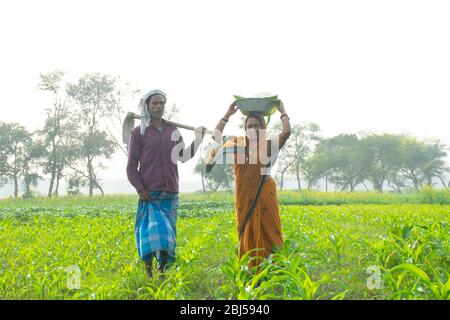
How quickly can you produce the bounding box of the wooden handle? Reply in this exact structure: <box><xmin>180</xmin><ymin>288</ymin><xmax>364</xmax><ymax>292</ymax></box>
<box><xmin>126</xmin><ymin>112</ymin><xmax>212</xmax><ymax>135</ymax></box>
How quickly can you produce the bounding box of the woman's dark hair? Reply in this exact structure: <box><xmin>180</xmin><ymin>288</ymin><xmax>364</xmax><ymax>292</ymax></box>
<box><xmin>245</xmin><ymin>112</ymin><xmax>267</xmax><ymax>130</ymax></box>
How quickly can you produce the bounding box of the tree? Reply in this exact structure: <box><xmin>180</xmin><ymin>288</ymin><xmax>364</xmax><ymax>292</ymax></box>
<box><xmin>301</xmin><ymin>154</ymin><xmax>324</xmax><ymax>190</ymax></box>
<box><xmin>104</xmin><ymin>78</ymin><xmax>142</xmax><ymax>156</ymax></box>
<box><xmin>358</xmin><ymin>134</ymin><xmax>403</xmax><ymax>192</ymax></box>
<box><xmin>275</xmin><ymin>151</ymin><xmax>295</xmax><ymax>191</ymax></box>
<box><xmin>66</xmin><ymin>73</ymin><xmax>118</xmax><ymax>196</ymax></box>
<box><xmin>205</xmin><ymin>162</ymin><xmax>234</xmax><ymax>192</ymax></box>
<box><xmin>286</xmin><ymin>123</ymin><xmax>321</xmax><ymax>190</ymax></box>
<box><xmin>423</xmin><ymin>158</ymin><xmax>449</xmax><ymax>190</ymax></box>
<box><xmin>21</xmin><ymin>138</ymin><xmax>46</xmax><ymax>198</ymax></box>
<box><xmin>403</xmin><ymin>138</ymin><xmax>448</xmax><ymax>190</ymax></box>
<box><xmin>0</xmin><ymin>122</ymin><xmax>32</xmax><ymax>198</ymax></box>
<box><xmin>383</xmin><ymin>136</ymin><xmax>448</xmax><ymax>192</ymax></box>
<box><xmin>398</xmin><ymin>137</ymin><xmax>427</xmax><ymax>191</ymax></box>
<box><xmin>388</xmin><ymin>136</ymin><xmax>447</xmax><ymax>192</ymax></box>
<box><xmin>304</xmin><ymin>133</ymin><xmax>449</xmax><ymax>193</ymax></box>
<box><xmin>272</xmin><ymin>122</ymin><xmax>320</xmax><ymax>190</ymax></box>
<box><xmin>66</xmin><ymin>173</ymin><xmax>86</xmax><ymax>196</ymax></box>
<box><xmin>38</xmin><ymin>70</ymin><xmax>79</xmax><ymax>197</ymax></box>
<box><xmin>422</xmin><ymin>140</ymin><xmax>448</xmax><ymax>189</ymax></box>
<box><xmin>311</xmin><ymin>134</ymin><xmax>370</xmax><ymax>192</ymax></box>
<box><xmin>194</xmin><ymin>142</ymin><xmax>234</xmax><ymax>193</ymax></box>
<box><xmin>194</xmin><ymin>156</ymin><xmax>207</xmax><ymax>194</ymax></box>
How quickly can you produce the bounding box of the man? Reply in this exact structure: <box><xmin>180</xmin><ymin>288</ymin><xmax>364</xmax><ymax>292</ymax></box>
<box><xmin>126</xmin><ymin>89</ymin><xmax>205</xmax><ymax>277</ymax></box>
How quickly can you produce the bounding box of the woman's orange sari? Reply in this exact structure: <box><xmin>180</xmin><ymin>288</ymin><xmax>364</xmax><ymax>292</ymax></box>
<box><xmin>208</xmin><ymin>136</ymin><xmax>283</xmax><ymax>267</ymax></box>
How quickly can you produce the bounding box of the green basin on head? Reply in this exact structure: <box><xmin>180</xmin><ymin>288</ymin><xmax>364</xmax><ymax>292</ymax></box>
<box><xmin>234</xmin><ymin>96</ymin><xmax>279</xmax><ymax>116</ymax></box>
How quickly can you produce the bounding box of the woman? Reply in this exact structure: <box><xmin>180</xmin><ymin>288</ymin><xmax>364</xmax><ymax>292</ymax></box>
<box><xmin>206</xmin><ymin>100</ymin><xmax>291</xmax><ymax>268</ymax></box>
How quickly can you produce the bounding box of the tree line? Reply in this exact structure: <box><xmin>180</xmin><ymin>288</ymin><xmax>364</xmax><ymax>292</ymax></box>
<box><xmin>0</xmin><ymin>71</ymin><xmax>185</xmax><ymax>198</ymax></box>
<box><xmin>0</xmin><ymin>71</ymin><xmax>139</xmax><ymax>198</ymax></box>
<box><xmin>1</xmin><ymin>70</ymin><xmax>449</xmax><ymax>198</ymax></box>
<box><xmin>194</xmin><ymin>122</ymin><xmax>449</xmax><ymax>194</ymax></box>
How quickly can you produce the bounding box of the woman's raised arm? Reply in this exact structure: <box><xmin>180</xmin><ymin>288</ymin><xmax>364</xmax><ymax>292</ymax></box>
<box><xmin>276</xmin><ymin>100</ymin><xmax>291</xmax><ymax>150</ymax></box>
<box><xmin>212</xmin><ymin>101</ymin><xmax>238</xmax><ymax>143</ymax></box>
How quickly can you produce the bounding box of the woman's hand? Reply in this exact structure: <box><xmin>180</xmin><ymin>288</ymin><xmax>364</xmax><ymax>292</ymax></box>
<box><xmin>225</xmin><ymin>101</ymin><xmax>238</xmax><ymax>119</ymax></box>
<box><xmin>213</xmin><ymin>101</ymin><xmax>237</xmax><ymax>143</ymax></box>
<box><xmin>277</xmin><ymin>100</ymin><xmax>286</xmax><ymax>114</ymax></box>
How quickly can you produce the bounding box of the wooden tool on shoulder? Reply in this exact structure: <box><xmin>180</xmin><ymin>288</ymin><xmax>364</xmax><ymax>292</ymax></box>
<box><xmin>122</xmin><ymin>112</ymin><xmax>213</xmax><ymax>145</ymax></box>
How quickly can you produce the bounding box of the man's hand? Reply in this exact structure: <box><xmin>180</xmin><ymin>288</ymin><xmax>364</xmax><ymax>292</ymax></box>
<box><xmin>138</xmin><ymin>190</ymin><xmax>152</xmax><ymax>202</ymax></box>
<box><xmin>195</xmin><ymin>126</ymin><xmax>207</xmax><ymax>140</ymax></box>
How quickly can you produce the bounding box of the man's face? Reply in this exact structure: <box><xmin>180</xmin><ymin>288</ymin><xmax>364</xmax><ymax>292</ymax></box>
<box><xmin>147</xmin><ymin>95</ymin><xmax>165</xmax><ymax>120</ymax></box>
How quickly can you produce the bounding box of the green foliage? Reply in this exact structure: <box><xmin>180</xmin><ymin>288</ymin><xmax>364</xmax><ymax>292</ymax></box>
<box><xmin>0</xmin><ymin>122</ymin><xmax>33</xmax><ymax>197</ymax></box>
<box><xmin>303</xmin><ymin>133</ymin><xmax>449</xmax><ymax>193</ymax></box>
<box><xmin>1</xmin><ymin>190</ymin><xmax>450</xmax><ymax>208</ymax></box>
<box><xmin>0</xmin><ymin>194</ymin><xmax>448</xmax><ymax>300</ymax></box>
<box><xmin>419</xmin><ymin>185</ymin><xmax>450</xmax><ymax>204</ymax></box>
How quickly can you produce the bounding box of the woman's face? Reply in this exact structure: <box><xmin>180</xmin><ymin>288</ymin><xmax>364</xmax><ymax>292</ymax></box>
<box><xmin>246</xmin><ymin>117</ymin><xmax>262</xmax><ymax>131</ymax></box>
<box><xmin>246</xmin><ymin>117</ymin><xmax>264</xmax><ymax>141</ymax></box>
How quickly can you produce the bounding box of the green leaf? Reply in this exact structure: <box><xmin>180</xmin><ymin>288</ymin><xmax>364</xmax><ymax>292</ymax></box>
<box><xmin>402</xmin><ymin>226</ymin><xmax>413</xmax><ymax>240</ymax></box>
<box><xmin>390</xmin><ymin>264</ymin><xmax>431</xmax><ymax>284</ymax></box>
<box><xmin>331</xmin><ymin>291</ymin><xmax>347</xmax><ymax>300</ymax></box>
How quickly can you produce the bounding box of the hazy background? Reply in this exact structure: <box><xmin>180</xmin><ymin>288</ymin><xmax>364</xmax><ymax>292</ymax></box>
<box><xmin>1</xmin><ymin>0</ymin><xmax>449</xmax><ymax>196</ymax></box>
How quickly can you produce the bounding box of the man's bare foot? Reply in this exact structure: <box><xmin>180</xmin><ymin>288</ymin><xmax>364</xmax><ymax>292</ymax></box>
<box><xmin>157</xmin><ymin>266</ymin><xmax>166</xmax><ymax>280</ymax></box>
<box><xmin>158</xmin><ymin>251</ymin><xmax>168</xmax><ymax>274</ymax></box>
<box><xmin>145</xmin><ymin>263</ymin><xmax>153</xmax><ymax>278</ymax></box>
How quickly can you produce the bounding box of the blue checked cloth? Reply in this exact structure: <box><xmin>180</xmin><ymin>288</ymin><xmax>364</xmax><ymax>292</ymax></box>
<box><xmin>134</xmin><ymin>191</ymin><xmax>179</xmax><ymax>265</ymax></box>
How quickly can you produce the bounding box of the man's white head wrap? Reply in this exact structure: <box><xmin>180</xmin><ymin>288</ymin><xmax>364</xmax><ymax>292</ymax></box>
<box><xmin>138</xmin><ymin>89</ymin><xmax>167</xmax><ymax>135</ymax></box>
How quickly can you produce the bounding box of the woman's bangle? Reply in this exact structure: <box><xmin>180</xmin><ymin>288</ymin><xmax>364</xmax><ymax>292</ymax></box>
<box><xmin>280</xmin><ymin>113</ymin><xmax>289</xmax><ymax>120</ymax></box>
<box><xmin>221</xmin><ymin>117</ymin><xmax>229</xmax><ymax>123</ymax></box>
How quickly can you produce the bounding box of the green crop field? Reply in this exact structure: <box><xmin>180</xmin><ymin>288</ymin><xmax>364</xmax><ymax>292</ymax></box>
<box><xmin>0</xmin><ymin>191</ymin><xmax>449</xmax><ymax>300</ymax></box>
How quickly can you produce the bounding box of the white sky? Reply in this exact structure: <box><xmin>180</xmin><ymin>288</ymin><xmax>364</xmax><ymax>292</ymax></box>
<box><xmin>1</xmin><ymin>0</ymin><xmax>449</xmax><ymax>192</ymax></box>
